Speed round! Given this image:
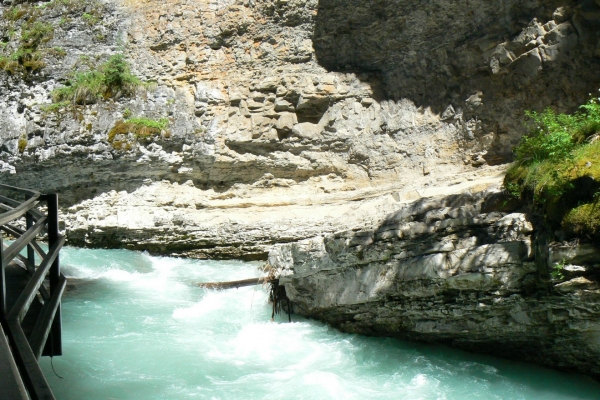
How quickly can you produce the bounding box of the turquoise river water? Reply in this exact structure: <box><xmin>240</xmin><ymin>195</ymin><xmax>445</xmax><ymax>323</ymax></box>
<box><xmin>38</xmin><ymin>247</ymin><xmax>600</xmax><ymax>399</ymax></box>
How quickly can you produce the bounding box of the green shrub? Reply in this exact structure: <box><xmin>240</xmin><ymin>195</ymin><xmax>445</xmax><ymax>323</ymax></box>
<box><xmin>3</xmin><ymin>6</ymin><xmax>28</xmax><ymax>21</ymax></box>
<box><xmin>550</xmin><ymin>260</ymin><xmax>566</xmax><ymax>280</ymax></box>
<box><xmin>20</xmin><ymin>21</ymin><xmax>54</xmax><ymax>49</ymax></box>
<box><xmin>59</xmin><ymin>16</ymin><xmax>71</xmax><ymax>27</ymax></box>
<box><xmin>514</xmin><ymin>97</ymin><xmax>600</xmax><ymax>164</ymax></box>
<box><xmin>102</xmin><ymin>54</ymin><xmax>143</xmax><ymax>97</ymax></box>
<box><xmin>40</xmin><ymin>100</ymin><xmax>71</xmax><ymax>114</ymax></box>
<box><xmin>127</xmin><ymin>117</ymin><xmax>169</xmax><ymax>140</ymax></box>
<box><xmin>41</xmin><ymin>0</ymin><xmax>91</xmax><ymax>13</ymax></box>
<box><xmin>576</xmin><ymin>97</ymin><xmax>600</xmax><ymax>142</ymax></box>
<box><xmin>0</xmin><ymin>57</ymin><xmax>19</xmax><ymax>75</ymax></box>
<box><xmin>52</xmin><ymin>69</ymin><xmax>104</xmax><ymax>104</ymax></box>
<box><xmin>47</xmin><ymin>47</ymin><xmax>67</xmax><ymax>58</ymax></box>
<box><xmin>504</xmin><ymin>93</ymin><xmax>600</xmax><ymax>240</ymax></box>
<box><xmin>127</xmin><ymin>117</ymin><xmax>169</xmax><ymax>131</ymax></box>
<box><xmin>514</xmin><ymin>121</ymin><xmax>574</xmax><ymax>162</ymax></box>
<box><xmin>0</xmin><ymin>0</ymin><xmax>105</xmax><ymax>77</ymax></box>
<box><xmin>51</xmin><ymin>54</ymin><xmax>147</xmax><ymax>104</ymax></box>
<box><xmin>0</xmin><ymin>15</ymin><xmax>53</xmax><ymax>75</ymax></box>
<box><xmin>563</xmin><ymin>202</ymin><xmax>600</xmax><ymax>240</ymax></box>
<box><xmin>18</xmin><ymin>137</ymin><xmax>27</xmax><ymax>153</ymax></box>
<box><xmin>107</xmin><ymin>117</ymin><xmax>170</xmax><ymax>149</ymax></box>
<box><xmin>82</xmin><ymin>12</ymin><xmax>99</xmax><ymax>25</ymax></box>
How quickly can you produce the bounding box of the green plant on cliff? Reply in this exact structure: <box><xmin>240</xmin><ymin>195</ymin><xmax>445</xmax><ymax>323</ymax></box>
<box><xmin>20</xmin><ymin>21</ymin><xmax>54</xmax><ymax>49</ymax></box>
<box><xmin>82</xmin><ymin>12</ymin><xmax>100</xmax><ymax>26</ymax></box>
<box><xmin>38</xmin><ymin>0</ymin><xmax>101</xmax><ymax>14</ymax></box>
<box><xmin>18</xmin><ymin>136</ymin><xmax>28</xmax><ymax>154</ymax></box>
<box><xmin>0</xmin><ymin>19</ymin><xmax>54</xmax><ymax>75</ymax></box>
<box><xmin>107</xmin><ymin>116</ymin><xmax>170</xmax><ymax>150</ymax></box>
<box><xmin>51</xmin><ymin>54</ymin><xmax>147</xmax><ymax>105</ymax></box>
<box><xmin>126</xmin><ymin>117</ymin><xmax>170</xmax><ymax>133</ymax></box>
<box><xmin>0</xmin><ymin>0</ymin><xmax>106</xmax><ymax>77</ymax></box>
<box><xmin>3</xmin><ymin>5</ymin><xmax>28</xmax><ymax>22</ymax></box>
<box><xmin>550</xmin><ymin>260</ymin><xmax>566</xmax><ymax>281</ymax></box>
<box><xmin>504</xmin><ymin>93</ymin><xmax>600</xmax><ymax>240</ymax></box>
<box><xmin>40</xmin><ymin>100</ymin><xmax>71</xmax><ymax>114</ymax></box>
<box><xmin>47</xmin><ymin>47</ymin><xmax>67</xmax><ymax>58</ymax></box>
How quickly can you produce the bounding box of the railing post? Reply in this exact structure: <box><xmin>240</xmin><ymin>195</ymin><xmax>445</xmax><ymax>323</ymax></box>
<box><xmin>43</xmin><ymin>194</ymin><xmax>62</xmax><ymax>357</ymax></box>
<box><xmin>25</xmin><ymin>204</ymin><xmax>36</xmax><ymax>275</ymax></box>
<box><xmin>0</xmin><ymin>230</ymin><xmax>5</xmax><ymax>319</ymax></box>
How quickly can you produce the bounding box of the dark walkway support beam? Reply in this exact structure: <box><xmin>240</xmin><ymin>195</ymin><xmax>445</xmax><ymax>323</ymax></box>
<box><xmin>8</xmin><ymin>321</ymin><xmax>56</xmax><ymax>400</ymax></box>
<box><xmin>31</xmin><ymin>275</ymin><xmax>67</xmax><ymax>360</ymax></box>
<box><xmin>43</xmin><ymin>193</ymin><xmax>62</xmax><ymax>357</ymax></box>
<box><xmin>8</xmin><ymin>236</ymin><xmax>65</xmax><ymax>324</ymax></box>
<box><xmin>0</xmin><ymin>184</ymin><xmax>64</xmax><ymax>400</ymax></box>
<box><xmin>0</xmin><ymin>324</ymin><xmax>29</xmax><ymax>400</ymax></box>
<box><xmin>26</xmin><ymin>204</ymin><xmax>36</xmax><ymax>275</ymax></box>
<box><xmin>1</xmin><ymin>231</ymin><xmax>5</xmax><ymax>318</ymax></box>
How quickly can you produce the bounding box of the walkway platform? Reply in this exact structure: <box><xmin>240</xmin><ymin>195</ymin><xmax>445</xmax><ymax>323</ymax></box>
<box><xmin>1</xmin><ymin>184</ymin><xmax>66</xmax><ymax>400</ymax></box>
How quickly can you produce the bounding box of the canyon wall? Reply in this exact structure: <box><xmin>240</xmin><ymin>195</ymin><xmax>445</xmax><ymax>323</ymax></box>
<box><xmin>0</xmin><ymin>0</ymin><xmax>599</xmax><ymax>256</ymax></box>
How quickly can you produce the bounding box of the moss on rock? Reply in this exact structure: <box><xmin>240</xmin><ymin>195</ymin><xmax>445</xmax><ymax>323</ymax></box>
<box><xmin>504</xmin><ymin>96</ymin><xmax>600</xmax><ymax>240</ymax></box>
<box><xmin>563</xmin><ymin>202</ymin><xmax>600</xmax><ymax>240</ymax></box>
<box><xmin>107</xmin><ymin>117</ymin><xmax>170</xmax><ymax>150</ymax></box>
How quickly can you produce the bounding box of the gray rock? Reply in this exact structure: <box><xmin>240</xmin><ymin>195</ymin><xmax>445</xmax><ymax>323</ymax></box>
<box><xmin>0</xmin><ymin>0</ymin><xmax>599</xmax><ymax>377</ymax></box>
<box><xmin>275</xmin><ymin>112</ymin><xmax>297</xmax><ymax>132</ymax></box>
<box><xmin>2</xmin><ymin>0</ymin><xmax>599</xmax><ymax>206</ymax></box>
<box><xmin>269</xmin><ymin>189</ymin><xmax>600</xmax><ymax>380</ymax></box>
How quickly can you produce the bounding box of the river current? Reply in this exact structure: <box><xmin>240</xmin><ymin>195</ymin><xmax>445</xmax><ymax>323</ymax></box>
<box><xmin>39</xmin><ymin>247</ymin><xmax>600</xmax><ymax>399</ymax></box>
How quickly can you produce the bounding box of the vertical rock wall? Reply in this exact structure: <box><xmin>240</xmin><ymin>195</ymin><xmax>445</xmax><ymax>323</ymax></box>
<box><xmin>1</xmin><ymin>0</ymin><xmax>599</xmax><ymax>200</ymax></box>
<box><xmin>0</xmin><ymin>0</ymin><xmax>598</xmax><ymax>256</ymax></box>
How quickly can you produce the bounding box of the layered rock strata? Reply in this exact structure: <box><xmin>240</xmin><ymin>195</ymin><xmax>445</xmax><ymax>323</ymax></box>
<box><xmin>63</xmin><ymin>165</ymin><xmax>505</xmax><ymax>259</ymax></box>
<box><xmin>0</xmin><ymin>0</ymin><xmax>599</xmax><ymax>257</ymax></box>
<box><xmin>269</xmin><ymin>188</ymin><xmax>600</xmax><ymax>379</ymax></box>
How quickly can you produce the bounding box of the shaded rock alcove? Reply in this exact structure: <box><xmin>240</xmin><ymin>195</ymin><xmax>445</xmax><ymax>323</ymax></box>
<box><xmin>312</xmin><ymin>0</ymin><xmax>600</xmax><ymax>162</ymax></box>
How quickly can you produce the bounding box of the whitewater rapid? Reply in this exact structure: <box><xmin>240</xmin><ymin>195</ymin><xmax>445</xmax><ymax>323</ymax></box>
<box><xmin>40</xmin><ymin>247</ymin><xmax>600</xmax><ymax>399</ymax></box>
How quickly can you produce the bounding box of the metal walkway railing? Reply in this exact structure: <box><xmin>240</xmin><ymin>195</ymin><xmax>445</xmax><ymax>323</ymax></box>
<box><xmin>0</xmin><ymin>183</ymin><xmax>66</xmax><ymax>400</ymax></box>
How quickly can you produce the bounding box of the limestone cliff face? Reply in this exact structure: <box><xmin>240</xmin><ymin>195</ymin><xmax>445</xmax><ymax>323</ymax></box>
<box><xmin>0</xmin><ymin>0</ymin><xmax>599</xmax><ymax>256</ymax></box>
<box><xmin>268</xmin><ymin>188</ymin><xmax>600</xmax><ymax>379</ymax></box>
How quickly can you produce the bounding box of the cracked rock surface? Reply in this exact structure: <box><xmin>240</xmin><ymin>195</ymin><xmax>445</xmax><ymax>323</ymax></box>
<box><xmin>1</xmin><ymin>0</ymin><xmax>600</xmax><ymax>377</ymax></box>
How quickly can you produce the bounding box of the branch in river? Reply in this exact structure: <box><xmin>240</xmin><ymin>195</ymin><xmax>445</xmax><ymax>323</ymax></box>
<box><xmin>197</xmin><ymin>277</ymin><xmax>269</xmax><ymax>289</ymax></box>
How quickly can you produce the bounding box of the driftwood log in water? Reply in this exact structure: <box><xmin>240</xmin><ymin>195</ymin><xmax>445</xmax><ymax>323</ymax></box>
<box><xmin>197</xmin><ymin>277</ymin><xmax>269</xmax><ymax>289</ymax></box>
<box><xmin>198</xmin><ymin>276</ymin><xmax>291</xmax><ymax>322</ymax></box>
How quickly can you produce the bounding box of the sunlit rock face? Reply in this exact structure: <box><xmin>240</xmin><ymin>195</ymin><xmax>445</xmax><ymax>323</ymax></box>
<box><xmin>269</xmin><ymin>188</ymin><xmax>600</xmax><ymax>380</ymax></box>
<box><xmin>0</xmin><ymin>0</ymin><xmax>599</xmax><ymax>256</ymax></box>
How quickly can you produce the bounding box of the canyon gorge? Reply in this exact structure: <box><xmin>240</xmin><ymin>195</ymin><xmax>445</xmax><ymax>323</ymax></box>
<box><xmin>1</xmin><ymin>0</ymin><xmax>600</xmax><ymax>380</ymax></box>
